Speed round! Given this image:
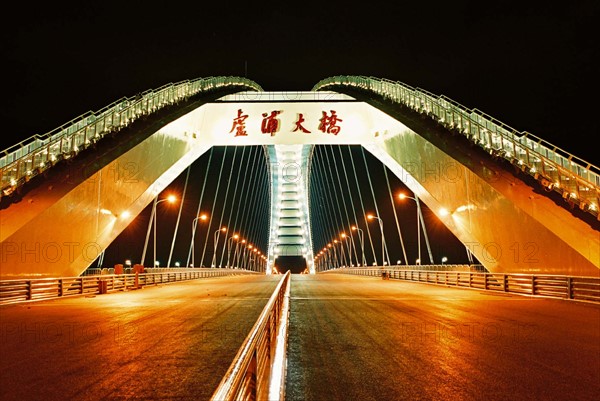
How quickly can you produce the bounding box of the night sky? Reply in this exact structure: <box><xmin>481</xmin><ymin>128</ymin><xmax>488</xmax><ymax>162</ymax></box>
<box><xmin>5</xmin><ymin>2</ymin><xmax>598</xmax><ymax>269</ymax></box>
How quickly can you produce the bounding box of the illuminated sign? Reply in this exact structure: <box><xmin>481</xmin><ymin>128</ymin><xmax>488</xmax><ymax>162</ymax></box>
<box><xmin>158</xmin><ymin>96</ymin><xmax>412</xmax><ymax>146</ymax></box>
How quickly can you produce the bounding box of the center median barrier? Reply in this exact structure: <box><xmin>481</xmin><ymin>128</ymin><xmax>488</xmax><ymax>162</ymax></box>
<box><xmin>210</xmin><ymin>271</ymin><xmax>291</xmax><ymax>401</ymax></box>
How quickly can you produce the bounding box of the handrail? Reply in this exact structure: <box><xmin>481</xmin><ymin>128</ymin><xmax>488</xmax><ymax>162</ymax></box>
<box><xmin>211</xmin><ymin>270</ymin><xmax>291</xmax><ymax>401</ymax></box>
<box><xmin>324</xmin><ymin>267</ymin><xmax>600</xmax><ymax>303</ymax></box>
<box><xmin>0</xmin><ymin>76</ymin><xmax>263</xmax><ymax>198</ymax></box>
<box><xmin>313</xmin><ymin>76</ymin><xmax>599</xmax><ymax>220</ymax></box>
<box><xmin>0</xmin><ymin>268</ymin><xmax>259</xmax><ymax>305</ymax></box>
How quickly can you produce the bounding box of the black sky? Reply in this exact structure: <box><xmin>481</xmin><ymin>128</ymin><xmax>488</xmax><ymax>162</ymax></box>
<box><xmin>4</xmin><ymin>2</ymin><xmax>599</xmax><ymax>268</ymax></box>
<box><xmin>6</xmin><ymin>1</ymin><xmax>598</xmax><ymax>163</ymax></box>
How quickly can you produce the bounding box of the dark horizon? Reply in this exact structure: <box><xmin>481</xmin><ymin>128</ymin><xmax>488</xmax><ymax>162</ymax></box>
<box><xmin>6</xmin><ymin>2</ymin><xmax>598</xmax><ymax>165</ymax></box>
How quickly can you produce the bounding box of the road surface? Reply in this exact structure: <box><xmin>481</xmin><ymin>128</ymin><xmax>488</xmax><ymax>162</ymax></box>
<box><xmin>285</xmin><ymin>273</ymin><xmax>600</xmax><ymax>401</ymax></box>
<box><xmin>0</xmin><ymin>274</ymin><xmax>280</xmax><ymax>401</ymax></box>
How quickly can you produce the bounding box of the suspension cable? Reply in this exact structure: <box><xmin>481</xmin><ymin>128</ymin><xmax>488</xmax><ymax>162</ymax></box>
<box><xmin>337</xmin><ymin>146</ymin><xmax>361</xmax><ymax>266</ymax></box>
<box><xmin>167</xmin><ymin>165</ymin><xmax>191</xmax><ymax>267</ymax></box>
<box><xmin>202</xmin><ymin>146</ymin><xmax>228</xmax><ymax>267</ymax></box>
<box><xmin>383</xmin><ymin>165</ymin><xmax>408</xmax><ymax>265</ymax></box>
<box><xmin>238</xmin><ymin>146</ymin><xmax>267</xmax><ymax>268</ymax></box>
<box><xmin>360</xmin><ymin>147</ymin><xmax>389</xmax><ymax>266</ymax></box>
<box><xmin>236</xmin><ymin>146</ymin><xmax>265</xmax><ymax>268</ymax></box>
<box><xmin>322</xmin><ymin>146</ymin><xmax>349</xmax><ymax>266</ymax></box>
<box><xmin>214</xmin><ymin>147</ymin><xmax>238</xmax><ymax>267</ymax></box>
<box><xmin>314</xmin><ymin>146</ymin><xmax>342</xmax><ymax>267</ymax></box>
<box><xmin>327</xmin><ymin>145</ymin><xmax>356</xmax><ymax>266</ymax></box>
<box><xmin>348</xmin><ymin>146</ymin><xmax>377</xmax><ymax>266</ymax></box>
<box><xmin>187</xmin><ymin>147</ymin><xmax>214</xmax><ymax>268</ymax></box>
<box><xmin>227</xmin><ymin>146</ymin><xmax>257</xmax><ymax>267</ymax></box>
<box><xmin>416</xmin><ymin>196</ymin><xmax>434</xmax><ymax>264</ymax></box>
<box><xmin>218</xmin><ymin>147</ymin><xmax>245</xmax><ymax>267</ymax></box>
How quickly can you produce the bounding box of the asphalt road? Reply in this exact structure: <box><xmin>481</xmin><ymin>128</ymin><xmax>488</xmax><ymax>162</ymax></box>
<box><xmin>285</xmin><ymin>273</ymin><xmax>600</xmax><ymax>401</ymax></box>
<box><xmin>0</xmin><ymin>274</ymin><xmax>280</xmax><ymax>401</ymax></box>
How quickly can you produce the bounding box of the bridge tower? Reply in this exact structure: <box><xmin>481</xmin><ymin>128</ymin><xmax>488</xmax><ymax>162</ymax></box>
<box><xmin>266</xmin><ymin>145</ymin><xmax>315</xmax><ymax>274</ymax></box>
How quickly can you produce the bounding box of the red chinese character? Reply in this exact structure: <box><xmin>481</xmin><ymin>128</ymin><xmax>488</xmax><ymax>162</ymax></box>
<box><xmin>261</xmin><ymin>110</ymin><xmax>282</xmax><ymax>136</ymax></box>
<box><xmin>230</xmin><ymin>109</ymin><xmax>249</xmax><ymax>137</ymax></box>
<box><xmin>293</xmin><ymin>113</ymin><xmax>311</xmax><ymax>133</ymax></box>
<box><xmin>318</xmin><ymin>110</ymin><xmax>342</xmax><ymax>135</ymax></box>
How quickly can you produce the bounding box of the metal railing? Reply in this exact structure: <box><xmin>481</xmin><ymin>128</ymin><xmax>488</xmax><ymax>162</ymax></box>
<box><xmin>324</xmin><ymin>267</ymin><xmax>600</xmax><ymax>303</ymax></box>
<box><xmin>313</xmin><ymin>76</ymin><xmax>600</xmax><ymax>219</ymax></box>
<box><xmin>317</xmin><ymin>264</ymin><xmax>485</xmax><ymax>272</ymax></box>
<box><xmin>1</xmin><ymin>76</ymin><xmax>262</xmax><ymax>198</ymax></box>
<box><xmin>0</xmin><ymin>268</ymin><xmax>259</xmax><ymax>305</ymax></box>
<box><xmin>211</xmin><ymin>271</ymin><xmax>291</xmax><ymax>401</ymax></box>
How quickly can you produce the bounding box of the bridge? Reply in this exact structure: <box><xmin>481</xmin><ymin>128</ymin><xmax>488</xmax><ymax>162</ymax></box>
<box><xmin>1</xmin><ymin>76</ymin><xmax>598</xmax><ymax>400</ymax></box>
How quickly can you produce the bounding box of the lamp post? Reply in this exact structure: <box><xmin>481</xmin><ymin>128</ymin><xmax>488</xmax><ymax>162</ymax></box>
<box><xmin>367</xmin><ymin>214</ymin><xmax>386</xmax><ymax>267</ymax></box>
<box><xmin>226</xmin><ymin>234</ymin><xmax>240</xmax><ymax>267</ymax></box>
<box><xmin>233</xmin><ymin>238</ymin><xmax>246</xmax><ymax>269</ymax></box>
<box><xmin>340</xmin><ymin>233</ymin><xmax>351</xmax><ymax>267</ymax></box>
<box><xmin>327</xmin><ymin>243</ymin><xmax>337</xmax><ymax>269</ymax></box>
<box><xmin>141</xmin><ymin>194</ymin><xmax>177</xmax><ymax>267</ymax></box>
<box><xmin>245</xmin><ymin>244</ymin><xmax>253</xmax><ymax>270</ymax></box>
<box><xmin>398</xmin><ymin>193</ymin><xmax>433</xmax><ymax>264</ymax></box>
<box><xmin>351</xmin><ymin>225</ymin><xmax>366</xmax><ymax>266</ymax></box>
<box><xmin>250</xmin><ymin>248</ymin><xmax>258</xmax><ymax>271</ymax></box>
<box><xmin>191</xmin><ymin>214</ymin><xmax>208</xmax><ymax>267</ymax></box>
<box><xmin>212</xmin><ymin>227</ymin><xmax>227</xmax><ymax>267</ymax></box>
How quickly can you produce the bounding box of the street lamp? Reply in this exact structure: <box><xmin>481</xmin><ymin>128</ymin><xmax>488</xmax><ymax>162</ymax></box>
<box><xmin>141</xmin><ymin>193</ymin><xmax>177</xmax><ymax>267</ymax></box>
<box><xmin>226</xmin><ymin>234</ymin><xmax>240</xmax><ymax>267</ymax></box>
<box><xmin>190</xmin><ymin>214</ymin><xmax>208</xmax><ymax>268</ymax></box>
<box><xmin>233</xmin><ymin>238</ymin><xmax>246</xmax><ymax>269</ymax></box>
<box><xmin>245</xmin><ymin>244</ymin><xmax>253</xmax><ymax>270</ymax></box>
<box><xmin>367</xmin><ymin>214</ymin><xmax>386</xmax><ymax>267</ymax></box>
<box><xmin>327</xmin><ymin>242</ymin><xmax>338</xmax><ymax>269</ymax></box>
<box><xmin>351</xmin><ymin>225</ymin><xmax>366</xmax><ymax>266</ymax></box>
<box><xmin>340</xmin><ymin>233</ymin><xmax>351</xmax><ymax>268</ymax></box>
<box><xmin>398</xmin><ymin>193</ymin><xmax>433</xmax><ymax>265</ymax></box>
<box><xmin>441</xmin><ymin>256</ymin><xmax>448</xmax><ymax>265</ymax></box>
<box><xmin>212</xmin><ymin>227</ymin><xmax>227</xmax><ymax>267</ymax></box>
<box><xmin>334</xmin><ymin>239</ymin><xmax>344</xmax><ymax>268</ymax></box>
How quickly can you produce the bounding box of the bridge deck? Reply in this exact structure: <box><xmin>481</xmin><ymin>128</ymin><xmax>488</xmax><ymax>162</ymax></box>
<box><xmin>286</xmin><ymin>274</ymin><xmax>600</xmax><ymax>401</ymax></box>
<box><xmin>0</xmin><ymin>274</ymin><xmax>280</xmax><ymax>401</ymax></box>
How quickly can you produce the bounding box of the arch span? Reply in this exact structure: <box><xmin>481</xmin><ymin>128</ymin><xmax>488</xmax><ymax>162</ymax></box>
<box><xmin>1</xmin><ymin>80</ymin><xmax>597</xmax><ymax>279</ymax></box>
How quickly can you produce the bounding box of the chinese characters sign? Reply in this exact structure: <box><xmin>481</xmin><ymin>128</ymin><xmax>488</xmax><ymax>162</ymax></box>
<box><xmin>230</xmin><ymin>109</ymin><xmax>344</xmax><ymax>137</ymax></box>
<box><xmin>161</xmin><ymin>100</ymin><xmax>408</xmax><ymax>146</ymax></box>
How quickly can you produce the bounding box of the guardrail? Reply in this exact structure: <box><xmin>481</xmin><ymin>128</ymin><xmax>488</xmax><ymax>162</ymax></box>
<box><xmin>211</xmin><ymin>271</ymin><xmax>291</xmax><ymax>401</ymax></box>
<box><xmin>324</xmin><ymin>268</ymin><xmax>600</xmax><ymax>303</ymax></box>
<box><xmin>313</xmin><ymin>76</ymin><xmax>599</xmax><ymax>220</ymax></box>
<box><xmin>0</xmin><ymin>268</ymin><xmax>259</xmax><ymax>305</ymax></box>
<box><xmin>1</xmin><ymin>76</ymin><xmax>263</xmax><ymax>199</ymax></box>
<box><xmin>317</xmin><ymin>264</ymin><xmax>486</xmax><ymax>272</ymax></box>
